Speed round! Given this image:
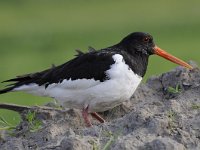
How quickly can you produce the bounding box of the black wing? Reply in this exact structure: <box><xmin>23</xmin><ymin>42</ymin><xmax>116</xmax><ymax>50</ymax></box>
<box><xmin>75</xmin><ymin>46</ymin><xmax>96</xmax><ymax>57</ymax></box>
<box><xmin>0</xmin><ymin>50</ymin><xmax>115</xmax><ymax>94</ymax></box>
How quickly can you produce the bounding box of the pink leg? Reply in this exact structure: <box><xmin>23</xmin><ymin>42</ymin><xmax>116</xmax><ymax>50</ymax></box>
<box><xmin>82</xmin><ymin>106</ymin><xmax>92</xmax><ymax>127</ymax></box>
<box><xmin>91</xmin><ymin>112</ymin><xmax>105</xmax><ymax>123</ymax></box>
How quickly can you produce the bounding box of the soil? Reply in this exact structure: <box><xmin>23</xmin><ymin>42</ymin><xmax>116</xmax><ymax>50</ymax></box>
<box><xmin>0</xmin><ymin>61</ymin><xmax>200</xmax><ymax>150</ymax></box>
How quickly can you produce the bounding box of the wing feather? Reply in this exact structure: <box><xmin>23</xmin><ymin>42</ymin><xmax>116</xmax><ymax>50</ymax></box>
<box><xmin>0</xmin><ymin>50</ymin><xmax>115</xmax><ymax>94</ymax></box>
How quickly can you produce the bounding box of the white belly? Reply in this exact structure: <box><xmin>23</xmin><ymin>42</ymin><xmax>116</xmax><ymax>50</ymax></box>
<box><xmin>14</xmin><ymin>54</ymin><xmax>142</xmax><ymax>112</ymax></box>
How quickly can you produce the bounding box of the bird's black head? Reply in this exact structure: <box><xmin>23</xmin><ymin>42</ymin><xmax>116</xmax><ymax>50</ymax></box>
<box><xmin>118</xmin><ymin>32</ymin><xmax>155</xmax><ymax>56</ymax></box>
<box><xmin>116</xmin><ymin>32</ymin><xmax>193</xmax><ymax>70</ymax></box>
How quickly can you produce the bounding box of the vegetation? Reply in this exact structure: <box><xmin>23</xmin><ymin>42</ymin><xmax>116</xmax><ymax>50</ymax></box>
<box><xmin>167</xmin><ymin>110</ymin><xmax>177</xmax><ymax>133</ymax></box>
<box><xmin>26</xmin><ymin>111</ymin><xmax>42</xmax><ymax>132</ymax></box>
<box><xmin>0</xmin><ymin>116</ymin><xmax>15</xmax><ymax>131</ymax></box>
<box><xmin>102</xmin><ymin>130</ymin><xmax>120</xmax><ymax>150</ymax></box>
<box><xmin>191</xmin><ymin>103</ymin><xmax>200</xmax><ymax>110</ymax></box>
<box><xmin>167</xmin><ymin>84</ymin><xmax>181</xmax><ymax>94</ymax></box>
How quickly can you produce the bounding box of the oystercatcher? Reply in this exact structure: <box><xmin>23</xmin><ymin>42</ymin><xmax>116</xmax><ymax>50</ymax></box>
<box><xmin>0</xmin><ymin>32</ymin><xmax>192</xmax><ymax>127</ymax></box>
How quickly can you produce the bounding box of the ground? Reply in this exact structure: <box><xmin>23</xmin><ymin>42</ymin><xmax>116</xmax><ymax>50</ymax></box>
<box><xmin>0</xmin><ymin>61</ymin><xmax>200</xmax><ymax>150</ymax></box>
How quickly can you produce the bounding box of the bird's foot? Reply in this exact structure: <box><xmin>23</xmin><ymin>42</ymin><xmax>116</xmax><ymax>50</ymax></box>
<box><xmin>91</xmin><ymin>112</ymin><xmax>105</xmax><ymax>123</ymax></box>
<box><xmin>82</xmin><ymin>106</ymin><xmax>105</xmax><ymax>127</ymax></box>
<box><xmin>82</xmin><ymin>106</ymin><xmax>92</xmax><ymax>127</ymax></box>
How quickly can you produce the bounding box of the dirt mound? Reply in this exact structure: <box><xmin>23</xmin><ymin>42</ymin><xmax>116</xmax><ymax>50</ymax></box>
<box><xmin>0</xmin><ymin>62</ymin><xmax>200</xmax><ymax>150</ymax></box>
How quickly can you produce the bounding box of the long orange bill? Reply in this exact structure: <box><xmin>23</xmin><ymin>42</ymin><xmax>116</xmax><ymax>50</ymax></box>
<box><xmin>153</xmin><ymin>46</ymin><xmax>193</xmax><ymax>69</ymax></box>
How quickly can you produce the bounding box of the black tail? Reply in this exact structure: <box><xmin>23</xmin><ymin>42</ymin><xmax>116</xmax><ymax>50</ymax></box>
<box><xmin>0</xmin><ymin>75</ymin><xmax>31</xmax><ymax>94</ymax></box>
<box><xmin>0</xmin><ymin>64</ymin><xmax>58</xmax><ymax>94</ymax></box>
<box><xmin>0</xmin><ymin>87</ymin><xmax>15</xmax><ymax>94</ymax></box>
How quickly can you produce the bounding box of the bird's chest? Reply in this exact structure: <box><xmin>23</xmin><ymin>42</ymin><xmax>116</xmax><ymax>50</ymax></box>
<box><xmin>53</xmin><ymin>54</ymin><xmax>142</xmax><ymax>112</ymax></box>
<box><xmin>106</xmin><ymin>64</ymin><xmax>142</xmax><ymax>100</ymax></box>
<box><xmin>105</xmin><ymin>54</ymin><xmax>142</xmax><ymax>96</ymax></box>
<box><xmin>88</xmin><ymin>69</ymin><xmax>142</xmax><ymax>112</ymax></box>
<box><xmin>88</xmin><ymin>55</ymin><xmax>142</xmax><ymax>112</ymax></box>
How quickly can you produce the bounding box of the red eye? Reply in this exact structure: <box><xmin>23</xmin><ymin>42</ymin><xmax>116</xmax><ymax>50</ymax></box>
<box><xmin>143</xmin><ymin>37</ymin><xmax>149</xmax><ymax>42</ymax></box>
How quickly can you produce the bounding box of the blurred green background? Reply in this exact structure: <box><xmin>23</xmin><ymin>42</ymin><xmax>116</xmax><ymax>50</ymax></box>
<box><xmin>0</xmin><ymin>0</ymin><xmax>200</xmax><ymax>125</ymax></box>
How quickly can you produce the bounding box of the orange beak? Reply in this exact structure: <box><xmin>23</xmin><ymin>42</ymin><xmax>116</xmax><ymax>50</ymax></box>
<box><xmin>153</xmin><ymin>46</ymin><xmax>193</xmax><ymax>69</ymax></box>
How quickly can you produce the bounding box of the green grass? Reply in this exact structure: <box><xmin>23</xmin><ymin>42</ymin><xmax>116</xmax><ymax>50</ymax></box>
<box><xmin>191</xmin><ymin>103</ymin><xmax>200</xmax><ymax>110</ymax></box>
<box><xmin>167</xmin><ymin>110</ymin><xmax>177</xmax><ymax>133</ymax></box>
<box><xmin>25</xmin><ymin>111</ymin><xmax>42</xmax><ymax>132</ymax></box>
<box><xmin>0</xmin><ymin>116</ymin><xmax>16</xmax><ymax>131</ymax></box>
<box><xmin>167</xmin><ymin>84</ymin><xmax>181</xmax><ymax>94</ymax></box>
<box><xmin>0</xmin><ymin>0</ymin><xmax>200</xmax><ymax>125</ymax></box>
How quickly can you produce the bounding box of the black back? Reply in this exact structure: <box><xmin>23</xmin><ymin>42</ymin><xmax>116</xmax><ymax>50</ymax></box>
<box><xmin>0</xmin><ymin>32</ymin><xmax>154</xmax><ymax>94</ymax></box>
<box><xmin>1</xmin><ymin>50</ymin><xmax>115</xmax><ymax>91</ymax></box>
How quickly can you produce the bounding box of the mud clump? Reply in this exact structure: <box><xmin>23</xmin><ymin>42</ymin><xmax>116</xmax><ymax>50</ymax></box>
<box><xmin>0</xmin><ymin>62</ymin><xmax>200</xmax><ymax>150</ymax></box>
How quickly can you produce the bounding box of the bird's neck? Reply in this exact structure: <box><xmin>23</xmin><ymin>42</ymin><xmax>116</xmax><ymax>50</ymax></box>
<box><xmin>123</xmin><ymin>51</ymin><xmax>149</xmax><ymax>77</ymax></box>
<box><xmin>110</xmin><ymin>45</ymin><xmax>149</xmax><ymax>77</ymax></box>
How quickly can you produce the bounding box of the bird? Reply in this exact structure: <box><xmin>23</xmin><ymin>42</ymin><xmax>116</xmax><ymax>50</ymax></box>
<box><xmin>0</xmin><ymin>32</ymin><xmax>193</xmax><ymax>127</ymax></box>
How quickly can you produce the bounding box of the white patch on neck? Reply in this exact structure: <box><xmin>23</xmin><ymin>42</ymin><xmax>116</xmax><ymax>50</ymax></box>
<box><xmin>14</xmin><ymin>54</ymin><xmax>142</xmax><ymax>112</ymax></box>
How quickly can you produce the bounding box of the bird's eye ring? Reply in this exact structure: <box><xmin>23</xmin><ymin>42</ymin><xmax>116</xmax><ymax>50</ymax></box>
<box><xmin>143</xmin><ymin>37</ymin><xmax>149</xmax><ymax>42</ymax></box>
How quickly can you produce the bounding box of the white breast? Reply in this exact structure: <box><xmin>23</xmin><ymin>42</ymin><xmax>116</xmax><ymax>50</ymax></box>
<box><xmin>14</xmin><ymin>54</ymin><xmax>142</xmax><ymax>112</ymax></box>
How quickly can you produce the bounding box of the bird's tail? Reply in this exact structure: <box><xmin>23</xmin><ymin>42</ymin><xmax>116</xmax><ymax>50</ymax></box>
<box><xmin>0</xmin><ymin>87</ymin><xmax>15</xmax><ymax>94</ymax></box>
<box><xmin>1</xmin><ymin>67</ymin><xmax>51</xmax><ymax>95</ymax></box>
<box><xmin>0</xmin><ymin>75</ymin><xmax>31</xmax><ymax>94</ymax></box>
